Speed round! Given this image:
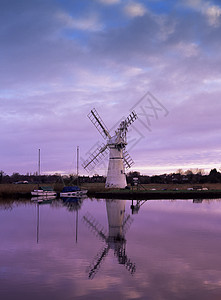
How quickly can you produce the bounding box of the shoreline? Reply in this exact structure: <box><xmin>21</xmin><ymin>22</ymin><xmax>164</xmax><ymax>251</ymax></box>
<box><xmin>87</xmin><ymin>189</ymin><xmax>221</xmax><ymax>200</ymax></box>
<box><xmin>1</xmin><ymin>189</ymin><xmax>221</xmax><ymax>200</ymax></box>
<box><xmin>1</xmin><ymin>183</ymin><xmax>221</xmax><ymax>200</ymax></box>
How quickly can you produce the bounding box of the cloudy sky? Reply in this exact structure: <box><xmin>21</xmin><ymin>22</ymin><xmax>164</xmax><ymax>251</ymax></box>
<box><xmin>1</xmin><ymin>0</ymin><xmax>221</xmax><ymax>176</ymax></box>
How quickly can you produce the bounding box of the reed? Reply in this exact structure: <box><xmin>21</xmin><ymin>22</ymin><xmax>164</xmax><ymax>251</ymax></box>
<box><xmin>0</xmin><ymin>184</ymin><xmax>37</xmax><ymax>195</ymax></box>
<box><xmin>0</xmin><ymin>182</ymin><xmax>221</xmax><ymax>198</ymax></box>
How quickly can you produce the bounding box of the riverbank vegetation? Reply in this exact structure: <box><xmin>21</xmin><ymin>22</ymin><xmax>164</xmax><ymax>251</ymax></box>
<box><xmin>1</xmin><ymin>182</ymin><xmax>221</xmax><ymax>198</ymax></box>
<box><xmin>0</xmin><ymin>168</ymin><xmax>221</xmax><ymax>198</ymax></box>
<box><xmin>1</xmin><ymin>168</ymin><xmax>221</xmax><ymax>185</ymax></box>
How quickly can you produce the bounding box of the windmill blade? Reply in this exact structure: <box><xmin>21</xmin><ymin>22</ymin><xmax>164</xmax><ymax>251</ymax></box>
<box><xmin>88</xmin><ymin>108</ymin><xmax>111</xmax><ymax>139</ymax></box>
<box><xmin>114</xmin><ymin>247</ymin><xmax>136</xmax><ymax>275</ymax></box>
<box><xmin>87</xmin><ymin>245</ymin><xmax>110</xmax><ymax>279</ymax></box>
<box><xmin>123</xmin><ymin>149</ymin><xmax>134</xmax><ymax>169</ymax></box>
<box><xmin>122</xmin><ymin>214</ymin><xmax>133</xmax><ymax>235</ymax></box>
<box><xmin>83</xmin><ymin>212</ymin><xmax>108</xmax><ymax>242</ymax></box>
<box><xmin>124</xmin><ymin>110</ymin><xmax>137</xmax><ymax>128</ymax></box>
<box><xmin>82</xmin><ymin>143</ymin><xmax>109</xmax><ymax>171</ymax></box>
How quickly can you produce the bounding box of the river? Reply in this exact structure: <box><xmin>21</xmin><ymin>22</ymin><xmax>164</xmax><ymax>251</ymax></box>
<box><xmin>1</xmin><ymin>198</ymin><xmax>221</xmax><ymax>300</ymax></box>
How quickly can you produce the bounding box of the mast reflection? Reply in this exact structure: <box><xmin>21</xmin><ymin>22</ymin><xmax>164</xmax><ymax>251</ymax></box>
<box><xmin>83</xmin><ymin>199</ymin><xmax>136</xmax><ymax>279</ymax></box>
<box><xmin>61</xmin><ymin>197</ymin><xmax>85</xmax><ymax>243</ymax></box>
<box><xmin>35</xmin><ymin>197</ymin><xmax>84</xmax><ymax>244</ymax></box>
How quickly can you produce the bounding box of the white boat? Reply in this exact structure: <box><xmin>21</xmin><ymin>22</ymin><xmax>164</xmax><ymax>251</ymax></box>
<box><xmin>31</xmin><ymin>149</ymin><xmax>57</xmax><ymax>197</ymax></box>
<box><xmin>31</xmin><ymin>186</ymin><xmax>57</xmax><ymax>197</ymax></box>
<box><xmin>60</xmin><ymin>186</ymin><xmax>87</xmax><ymax>197</ymax></box>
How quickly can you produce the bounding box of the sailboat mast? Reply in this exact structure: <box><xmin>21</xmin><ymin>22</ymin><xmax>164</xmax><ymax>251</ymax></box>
<box><xmin>38</xmin><ymin>148</ymin><xmax>41</xmax><ymax>176</ymax></box>
<box><xmin>77</xmin><ymin>146</ymin><xmax>79</xmax><ymax>186</ymax></box>
<box><xmin>37</xmin><ymin>203</ymin><xmax>39</xmax><ymax>244</ymax></box>
<box><xmin>37</xmin><ymin>148</ymin><xmax>41</xmax><ymax>189</ymax></box>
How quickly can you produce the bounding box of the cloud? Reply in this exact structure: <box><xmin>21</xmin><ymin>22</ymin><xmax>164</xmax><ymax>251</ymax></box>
<box><xmin>97</xmin><ymin>0</ymin><xmax>121</xmax><ymax>4</ymax></box>
<box><xmin>205</xmin><ymin>4</ymin><xmax>221</xmax><ymax>26</ymax></box>
<box><xmin>174</xmin><ymin>41</ymin><xmax>199</xmax><ymax>57</ymax></box>
<box><xmin>1</xmin><ymin>0</ymin><xmax>221</xmax><ymax>175</ymax></box>
<box><xmin>124</xmin><ymin>2</ymin><xmax>147</xmax><ymax>18</ymax></box>
<box><xmin>184</xmin><ymin>0</ymin><xmax>221</xmax><ymax>27</ymax></box>
<box><xmin>56</xmin><ymin>11</ymin><xmax>104</xmax><ymax>32</ymax></box>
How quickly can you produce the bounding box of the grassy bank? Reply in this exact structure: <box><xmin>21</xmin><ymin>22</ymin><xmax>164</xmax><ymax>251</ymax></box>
<box><xmin>1</xmin><ymin>183</ymin><xmax>221</xmax><ymax>199</ymax></box>
<box><xmin>0</xmin><ymin>183</ymin><xmax>64</xmax><ymax>198</ymax></box>
<box><xmin>0</xmin><ymin>184</ymin><xmax>36</xmax><ymax>198</ymax></box>
<box><xmin>83</xmin><ymin>182</ymin><xmax>221</xmax><ymax>192</ymax></box>
<box><xmin>0</xmin><ymin>183</ymin><xmax>104</xmax><ymax>198</ymax></box>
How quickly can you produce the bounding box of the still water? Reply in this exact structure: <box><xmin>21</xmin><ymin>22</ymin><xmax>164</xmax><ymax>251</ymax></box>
<box><xmin>1</xmin><ymin>198</ymin><xmax>221</xmax><ymax>300</ymax></box>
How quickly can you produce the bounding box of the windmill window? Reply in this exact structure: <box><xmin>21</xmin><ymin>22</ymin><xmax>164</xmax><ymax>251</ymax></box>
<box><xmin>121</xmin><ymin>170</ymin><xmax>123</xmax><ymax>174</ymax></box>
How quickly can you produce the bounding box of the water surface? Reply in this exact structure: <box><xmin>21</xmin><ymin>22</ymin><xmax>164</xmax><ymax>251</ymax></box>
<box><xmin>1</xmin><ymin>198</ymin><xmax>221</xmax><ymax>300</ymax></box>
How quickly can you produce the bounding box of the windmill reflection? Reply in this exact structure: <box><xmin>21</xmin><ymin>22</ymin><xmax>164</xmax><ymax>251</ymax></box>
<box><xmin>83</xmin><ymin>199</ymin><xmax>136</xmax><ymax>279</ymax></box>
<box><xmin>130</xmin><ymin>199</ymin><xmax>148</xmax><ymax>214</ymax></box>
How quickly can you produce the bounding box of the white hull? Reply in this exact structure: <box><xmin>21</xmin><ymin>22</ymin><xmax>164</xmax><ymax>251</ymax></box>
<box><xmin>105</xmin><ymin>147</ymin><xmax>127</xmax><ymax>188</ymax></box>
<box><xmin>31</xmin><ymin>190</ymin><xmax>57</xmax><ymax>197</ymax></box>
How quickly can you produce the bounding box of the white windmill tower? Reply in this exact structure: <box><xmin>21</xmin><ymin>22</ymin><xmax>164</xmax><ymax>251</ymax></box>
<box><xmin>83</xmin><ymin>108</ymin><xmax>138</xmax><ymax>188</ymax></box>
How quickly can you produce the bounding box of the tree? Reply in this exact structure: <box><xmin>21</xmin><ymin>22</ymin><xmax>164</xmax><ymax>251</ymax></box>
<box><xmin>208</xmin><ymin>168</ymin><xmax>221</xmax><ymax>183</ymax></box>
<box><xmin>128</xmin><ymin>171</ymin><xmax>141</xmax><ymax>178</ymax></box>
<box><xmin>0</xmin><ymin>170</ymin><xmax>5</xmax><ymax>183</ymax></box>
<box><xmin>176</xmin><ymin>169</ymin><xmax>184</xmax><ymax>175</ymax></box>
<box><xmin>184</xmin><ymin>169</ymin><xmax>193</xmax><ymax>175</ymax></box>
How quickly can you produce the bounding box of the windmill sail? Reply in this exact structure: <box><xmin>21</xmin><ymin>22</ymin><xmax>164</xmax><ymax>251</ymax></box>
<box><xmin>114</xmin><ymin>246</ymin><xmax>136</xmax><ymax>274</ymax></box>
<box><xmin>82</xmin><ymin>143</ymin><xmax>109</xmax><ymax>172</ymax></box>
<box><xmin>87</xmin><ymin>245</ymin><xmax>110</xmax><ymax>279</ymax></box>
<box><xmin>88</xmin><ymin>108</ymin><xmax>111</xmax><ymax>139</ymax></box>
<box><xmin>122</xmin><ymin>149</ymin><xmax>134</xmax><ymax>170</ymax></box>
<box><xmin>125</xmin><ymin>111</ymin><xmax>137</xmax><ymax>127</ymax></box>
<box><xmin>83</xmin><ymin>213</ymin><xmax>108</xmax><ymax>241</ymax></box>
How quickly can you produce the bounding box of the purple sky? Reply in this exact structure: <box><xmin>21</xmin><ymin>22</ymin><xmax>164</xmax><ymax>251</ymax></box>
<box><xmin>1</xmin><ymin>0</ymin><xmax>221</xmax><ymax>176</ymax></box>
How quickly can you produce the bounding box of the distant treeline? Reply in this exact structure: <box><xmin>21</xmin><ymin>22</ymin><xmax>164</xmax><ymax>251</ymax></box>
<box><xmin>127</xmin><ymin>169</ymin><xmax>221</xmax><ymax>184</ymax></box>
<box><xmin>0</xmin><ymin>168</ymin><xmax>221</xmax><ymax>184</ymax></box>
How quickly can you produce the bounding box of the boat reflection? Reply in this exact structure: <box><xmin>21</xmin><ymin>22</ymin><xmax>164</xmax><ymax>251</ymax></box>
<box><xmin>61</xmin><ymin>196</ymin><xmax>85</xmax><ymax>212</ymax></box>
<box><xmin>31</xmin><ymin>195</ymin><xmax>56</xmax><ymax>203</ymax></box>
<box><xmin>83</xmin><ymin>199</ymin><xmax>136</xmax><ymax>279</ymax></box>
<box><xmin>193</xmin><ymin>199</ymin><xmax>204</xmax><ymax>203</ymax></box>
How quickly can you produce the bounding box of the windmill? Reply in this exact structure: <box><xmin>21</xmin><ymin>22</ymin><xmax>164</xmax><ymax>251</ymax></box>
<box><xmin>83</xmin><ymin>108</ymin><xmax>138</xmax><ymax>188</ymax></box>
<box><xmin>83</xmin><ymin>199</ymin><xmax>136</xmax><ymax>279</ymax></box>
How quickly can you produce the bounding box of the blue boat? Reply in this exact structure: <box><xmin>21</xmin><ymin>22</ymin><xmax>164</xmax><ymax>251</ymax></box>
<box><xmin>60</xmin><ymin>186</ymin><xmax>87</xmax><ymax>197</ymax></box>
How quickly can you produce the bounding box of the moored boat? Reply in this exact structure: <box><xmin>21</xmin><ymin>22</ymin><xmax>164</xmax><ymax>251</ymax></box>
<box><xmin>60</xmin><ymin>186</ymin><xmax>87</xmax><ymax>197</ymax></box>
<box><xmin>31</xmin><ymin>186</ymin><xmax>57</xmax><ymax>197</ymax></box>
